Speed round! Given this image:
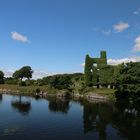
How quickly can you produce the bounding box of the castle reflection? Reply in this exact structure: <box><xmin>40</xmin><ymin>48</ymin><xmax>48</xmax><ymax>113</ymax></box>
<box><xmin>81</xmin><ymin>99</ymin><xmax>140</xmax><ymax>139</ymax></box>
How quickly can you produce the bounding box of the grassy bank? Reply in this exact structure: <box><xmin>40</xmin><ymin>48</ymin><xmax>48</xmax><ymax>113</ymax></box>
<box><xmin>93</xmin><ymin>88</ymin><xmax>116</xmax><ymax>101</ymax></box>
<box><xmin>81</xmin><ymin>87</ymin><xmax>116</xmax><ymax>101</ymax></box>
<box><xmin>0</xmin><ymin>84</ymin><xmax>116</xmax><ymax>101</ymax></box>
<box><xmin>0</xmin><ymin>84</ymin><xmax>70</xmax><ymax>96</ymax></box>
<box><xmin>0</xmin><ymin>84</ymin><xmax>48</xmax><ymax>95</ymax></box>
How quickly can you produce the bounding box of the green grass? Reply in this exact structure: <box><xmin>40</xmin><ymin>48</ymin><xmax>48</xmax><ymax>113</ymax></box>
<box><xmin>0</xmin><ymin>84</ymin><xmax>48</xmax><ymax>95</ymax></box>
<box><xmin>0</xmin><ymin>84</ymin><xmax>70</xmax><ymax>96</ymax></box>
<box><xmin>94</xmin><ymin>88</ymin><xmax>116</xmax><ymax>101</ymax></box>
<box><xmin>81</xmin><ymin>87</ymin><xmax>116</xmax><ymax>101</ymax></box>
<box><xmin>93</xmin><ymin>88</ymin><xmax>115</xmax><ymax>95</ymax></box>
<box><xmin>0</xmin><ymin>84</ymin><xmax>116</xmax><ymax>101</ymax></box>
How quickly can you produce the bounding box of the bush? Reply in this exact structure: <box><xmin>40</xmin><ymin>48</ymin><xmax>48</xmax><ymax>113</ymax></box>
<box><xmin>36</xmin><ymin>88</ymin><xmax>40</xmax><ymax>93</ymax></box>
<box><xmin>115</xmin><ymin>62</ymin><xmax>140</xmax><ymax>103</ymax></box>
<box><xmin>18</xmin><ymin>81</ymin><xmax>26</xmax><ymax>86</ymax></box>
<box><xmin>5</xmin><ymin>77</ymin><xmax>18</xmax><ymax>85</ymax></box>
<box><xmin>25</xmin><ymin>80</ymin><xmax>36</xmax><ymax>86</ymax></box>
<box><xmin>0</xmin><ymin>71</ymin><xmax>4</xmax><ymax>84</ymax></box>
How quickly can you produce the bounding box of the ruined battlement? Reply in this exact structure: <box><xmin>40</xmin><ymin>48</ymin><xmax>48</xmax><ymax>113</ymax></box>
<box><xmin>84</xmin><ymin>51</ymin><xmax>107</xmax><ymax>87</ymax></box>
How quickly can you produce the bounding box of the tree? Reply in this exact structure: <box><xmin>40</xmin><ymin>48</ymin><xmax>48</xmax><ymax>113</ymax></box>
<box><xmin>49</xmin><ymin>74</ymin><xmax>72</xmax><ymax>90</ymax></box>
<box><xmin>115</xmin><ymin>62</ymin><xmax>140</xmax><ymax>103</ymax></box>
<box><xmin>13</xmin><ymin>66</ymin><xmax>33</xmax><ymax>80</ymax></box>
<box><xmin>99</xmin><ymin>65</ymin><xmax>115</xmax><ymax>88</ymax></box>
<box><xmin>20</xmin><ymin>66</ymin><xmax>33</xmax><ymax>80</ymax></box>
<box><xmin>0</xmin><ymin>71</ymin><xmax>4</xmax><ymax>84</ymax></box>
<box><xmin>5</xmin><ymin>77</ymin><xmax>19</xmax><ymax>85</ymax></box>
<box><xmin>13</xmin><ymin>70</ymin><xmax>24</xmax><ymax>80</ymax></box>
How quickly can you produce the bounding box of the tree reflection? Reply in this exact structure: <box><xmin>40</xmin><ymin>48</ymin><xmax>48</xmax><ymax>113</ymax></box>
<box><xmin>48</xmin><ymin>97</ymin><xmax>70</xmax><ymax>114</ymax></box>
<box><xmin>0</xmin><ymin>94</ymin><xmax>2</xmax><ymax>103</ymax></box>
<box><xmin>111</xmin><ymin>101</ymin><xmax>140</xmax><ymax>139</ymax></box>
<box><xmin>81</xmin><ymin>99</ymin><xmax>140</xmax><ymax>140</ymax></box>
<box><xmin>11</xmin><ymin>96</ymin><xmax>31</xmax><ymax>115</ymax></box>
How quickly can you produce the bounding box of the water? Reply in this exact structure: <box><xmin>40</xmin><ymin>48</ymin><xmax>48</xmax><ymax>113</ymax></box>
<box><xmin>0</xmin><ymin>94</ymin><xmax>140</xmax><ymax>140</ymax></box>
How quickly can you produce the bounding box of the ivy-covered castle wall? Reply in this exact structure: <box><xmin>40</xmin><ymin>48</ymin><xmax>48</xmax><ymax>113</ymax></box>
<box><xmin>84</xmin><ymin>51</ymin><xmax>115</xmax><ymax>88</ymax></box>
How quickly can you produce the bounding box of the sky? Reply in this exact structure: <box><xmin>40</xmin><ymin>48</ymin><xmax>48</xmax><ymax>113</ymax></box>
<box><xmin>0</xmin><ymin>0</ymin><xmax>140</xmax><ymax>78</ymax></box>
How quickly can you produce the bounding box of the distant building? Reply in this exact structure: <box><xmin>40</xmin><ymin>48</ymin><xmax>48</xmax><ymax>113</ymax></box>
<box><xmin>84</xmin><ymin>51</ymin><xmax>114</xmax><ymax>88</ymax></box>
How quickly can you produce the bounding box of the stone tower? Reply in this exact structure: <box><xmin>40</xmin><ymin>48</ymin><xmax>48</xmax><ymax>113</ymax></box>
<box><xmin>84</xmin><ymin>51</ymin><xmax>107</xmax><ymax>87</ymax></box>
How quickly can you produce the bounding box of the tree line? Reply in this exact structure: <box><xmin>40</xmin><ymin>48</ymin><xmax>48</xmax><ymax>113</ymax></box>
<box><xmin>0</xmin><ymin>66</ymin><xmax>84</xmax><ymax>90</ymax></box>
<box><xmin>0</xmin><ymin>66</ymin><xmax>33</xmax><ymax>86</ymax></box>
<box><xmin>0</xmin><ymin>62</ymin><xmax>140</xmax><ymax>103</ymax></box>
<box><xmin>84</xmin><ymin>62</ymin><xmax>140</xmax><ymax>103</ymax></box>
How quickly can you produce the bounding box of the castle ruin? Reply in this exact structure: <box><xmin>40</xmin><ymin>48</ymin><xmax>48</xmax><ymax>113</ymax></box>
<box><xmin>84</xmin><ymin>51</ymin><xmax>107</xmax><ymax>87</ymax></box>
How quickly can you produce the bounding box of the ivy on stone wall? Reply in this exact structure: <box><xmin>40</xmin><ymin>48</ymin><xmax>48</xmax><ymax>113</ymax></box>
<box><xmin>84</xmin><ymin>51</ymin><xmax>108</xmax><ymax>87</ymax></box>
<box><xmin>84</xmin><ymin>55</ymin><xmax>93</xmax><ymax>86</ymax></box>
<box><xmin>99</xmin><ymin>65</ymin><xmax>115</xmax><ymax>87</ymax></box>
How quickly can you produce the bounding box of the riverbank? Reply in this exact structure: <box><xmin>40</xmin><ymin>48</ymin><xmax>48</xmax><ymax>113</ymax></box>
<box><xmin>0</xmin><ymin>84</ymin><xmax>47</xmax><ymax>95</ymax></box>
<box><xmin>0</xmin><ymin>84</ymin><xmax>116</xmax><ymax>101</ymax></box>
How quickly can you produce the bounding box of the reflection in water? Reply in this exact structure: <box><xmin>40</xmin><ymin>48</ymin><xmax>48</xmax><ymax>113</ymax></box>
<box><xmin>0</xmin><ymin>94</ymin><xmax>140</xmax><ymax>140</ymax></box>
<box><xmin>48</xmin><ymin>97</ymin><xmax>70</xmax><ymax>114</ymax></box>
<box><xmin>81</xmin><ymin>100</ymin><xmax>113</xmax><ymax>140</ymax></box>
<box><xmin>111</xmin><ymin>102</ymin><xmax>140</xmax><ymax>139</ymax></box>
<box><xmin>36</xmin><ymin>96</ymin><xmax>42</xmax><ymax>100</ymax></box>
<box><xmin>0</xmin><ymin>94</ymin><xmax>2</xmax><ymax>103</ymax></box>
<box><xmin>3</xmin><ymin>126</ymin><xmax>22</xmax><ymax>135</ymax></box>
<box><xmin>81</xmin><ymin>99</ymin><xmax>140</xmax><ymax>140</ymax></box>
<box><xmin>11</xmin><ymin>96</ymin><xmax>31</xmax><ymax>115</ymax></box>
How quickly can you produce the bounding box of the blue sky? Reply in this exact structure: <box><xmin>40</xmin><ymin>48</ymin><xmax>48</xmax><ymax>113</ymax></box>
<box><xmin>0</xmin><ymin>0</ymin><xmax>140</xmax><ymax>78</ymax></box>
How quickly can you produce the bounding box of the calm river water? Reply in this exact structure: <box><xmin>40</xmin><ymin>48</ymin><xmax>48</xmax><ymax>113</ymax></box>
<box><xmin>0</xmin><ymin>94</ymin><xmax>140</xmax><ymax>140</ymax></box>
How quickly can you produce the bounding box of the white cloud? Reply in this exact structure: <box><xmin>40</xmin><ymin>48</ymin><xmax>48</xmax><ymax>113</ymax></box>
<box><xmin>133</xmin><ymin>8</ymin><xmax>140</xmax><ymax>15</ymax></box>
<box><xmin>133</xmin><ymin>36</ymin><xmax>140</xmax><ymax>52</ymax></box>
<box><xmin>1</xmin><ymin>68</ymin><xmax>77</xmax><ymax>79</ymax></box>
<box><xmin>11</xmin><ymin>32</ymin><xmax>29</xmax><ymax>43</ymax></box>
<box><xmin>0</xmin><ymin>68</ymin><xmax>14</xmax><ymax>77</ymax></box>
<box><xmin>113</xmin><ymin>22</ymin><xmax>130</xmax><ymax>32</ymax></box>
<box><xmin>107</xmin><ymin>57</ymin><xmax>140</xmax><ymax>65</ymax></box>
<box><xmin>81</xmin><ymin>57</ymin><xmax>140</xmax><ymax>67</ymax></box>
<box><xmin>102</xmin><ymin>30</ymin><xmax>111</xmax><ymax>35</ymax></box>
<box><xmin>1</xmin><ymin>68</ymin><xmax>49</xmax><ymax>79</ymax></box>
<box><xmin>81</xmin><ymin>63</ymin><xmax>85</xmax><ymax>67</ymax></box>
<box><xmin>92</xmin><ymin>27</ymin><xmax>112</xmax><ymax>36</ymax></box>
<box><xmin>32</xmin><ymin>70</ymin><xmax>48</xmax><ymax>79</ymax></box>
<box><xmin>32</xmin><ymin>71</ymin><xmax>59</xmax><ymax>79</ymax></box>
<box><xmin>133</xmin><ymin>11</ymin><xmax>139</xmax><ymax>15</ymax></box>
<box><xmin>93</xmin><ymin>22</ymin><xmax>129</xmax><ymax>35</ymax></box>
